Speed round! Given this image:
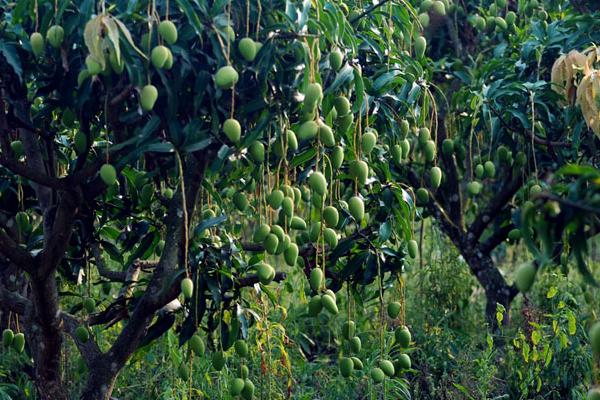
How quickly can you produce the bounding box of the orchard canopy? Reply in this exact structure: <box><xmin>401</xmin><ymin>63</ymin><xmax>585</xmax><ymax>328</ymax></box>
<box><xmin>0</xmin><ymin>0</ymin><xmax>599</xmax><ymax>399</ymax></box>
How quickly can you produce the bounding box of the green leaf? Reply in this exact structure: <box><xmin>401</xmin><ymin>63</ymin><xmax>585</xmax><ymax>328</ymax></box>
<box><xmin>0</xmin><ymin>43</ymin><xmax>22</xmax><ymax>81</ymax></box>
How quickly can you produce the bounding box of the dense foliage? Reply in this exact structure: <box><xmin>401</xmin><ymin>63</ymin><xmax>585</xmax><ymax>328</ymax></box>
<box><xmin>0</xmin><ymin>0</ymin><xmax>598</xmax><ymax>399</ymax></box>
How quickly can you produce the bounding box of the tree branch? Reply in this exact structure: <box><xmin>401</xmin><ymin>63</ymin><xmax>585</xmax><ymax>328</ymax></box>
<box><xmin>0</xmin><ymin>281</ymin><xmax>30</xmax><ymax>314</ymax></box>
<box><xmin>478</xmin><ymin>223</ymin><xmax>514</xmax><ymax>255</ymax></box>
<box><xmin>0</xmin><ymin>229</ymin><xmax>35</xmax><ymax>271</ymax></box>
<box><xmin>60</xmin><ymin>312</ymin><xmax>102</xmax><ymax>366</ymax></box>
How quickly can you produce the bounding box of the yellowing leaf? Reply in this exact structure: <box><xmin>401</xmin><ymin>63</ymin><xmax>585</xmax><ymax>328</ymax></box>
<box><xmin>546</xmin><ymin>286</ymin><xmax>557</xmax><ymax>298</ymax></box>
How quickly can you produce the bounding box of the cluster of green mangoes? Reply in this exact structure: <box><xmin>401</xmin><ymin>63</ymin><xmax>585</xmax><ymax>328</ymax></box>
<box><xmin>28</xmin><ymin>24</ymin><xmax>64</xmax><ymax>57</ymax></box>
<box><xmin>417</xmin><ymin>0</ymin><xmax>449</xmax><ymax>28</ymax></box>
<box><xmin>369</xmin><ymin>325</ymin><xmax>413</xmax><ymax>383</ymax></box>
<box><xmin>467</xmin><ymin>0</ymin><xmax>547</xmax><ymax>33</ymax></box>
<box><xmin>2</xmin><ymin>328</ymin><xmax>25</xmax><ymax>353</ymax></box>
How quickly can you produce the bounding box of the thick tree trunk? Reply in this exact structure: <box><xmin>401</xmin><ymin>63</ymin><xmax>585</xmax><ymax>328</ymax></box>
<box><xmin>80</xmin><ymin>355</ymin><xmax>120</xmax><ymax>400</ymax></box>
<box><xmin>26</xmin><ymin>276</ymin><xmax>68</xmax><ymax>400</ymax></box>
<box><xmin>461</xmin><ymin>249</ymin><xmax>518</xmax><ymax>331</ymax></box>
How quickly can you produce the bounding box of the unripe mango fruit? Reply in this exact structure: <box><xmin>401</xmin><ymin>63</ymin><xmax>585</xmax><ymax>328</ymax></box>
<box><xmin>387</xmin><ymin>301</ymin><xmax>401</xmax><ymax>318</ymax></box>
<box><xmin>238</xmin><ymin>37</ymin><xmax>257</xmax><ymax>62</ymax></box>
<box><xmin>298</xmin><ymin>120</ymin><xmax>319</xmax><ymax>141</ymax></box>
<box><xmin>395</xmin><ymin>326</ymin><xmax>411</xmax><ymax>347</ymax></box>
<box><xmin>304</xmin><ymin>82</ymin><xmax>323</xmax><ymax>109</ymax></box>
<box><xmin>75</xmin><ymin>326</ymin><xmax>89</xmax><ymax>343</ymax></box>
<box><xmin>416</xmin><ymin>187</ymin><xmax>429</xmax><ymax>204</ymax></box>
<box><xmin>333</xmin><ymin>96</ymin><xmax>351</xmax><ymax>116</ymax></box>
<box><xmin>284</xmin><ymin>243</ymin><xmax>298</xmax><ymax>266</ymax></box>
<box><xmin>181</xmin><ymin>277</ymin><xmax>194</xmax><ymax>299</ymax></box>
<box><xmin>515</xmin><ymin>262</ymin><xmax>536</xmax><ymax>292</ymax></box>
<box><xmin>248</xmin><ymin>141</ymin><xmax>264</xmax><ymax>163</ymax></box>
<box><xmin>407</xmin><ymin>239</ymin><xmax>418</xmax><ymax>258</ymax></box>
<box><xmin>234</xmin><ymin>339</ymin><xmax>249</xmax><ymax>357</ymax></box>
<box><xmin>253</xmin><ymin>224</ymin><xmax>270</xmax><ymax>243</ymax></box>
<box><xmin>215</xmin><ymin>66</ymin><xmax>239</xmax><ymax>89</ymax></box>
<box><xmin>158</xmin><ymin>20</ymin><xmax>178</xmax><ymax>45</ymax></box>
<box><xmin>589</xmin><ymin>322</ymin><xmax>600</xmax><ymax>354</ymax></box>
<box><xmin>350</xmin><ymin>160</ymin><xmax>369</xmax><ymax>186</ymax></box>
<box><xmin>371</xmin><ymin>367</ymin><xmax>385</xmax><ymax>383</ymax></box>
<box><xmin>230</xmin><ymin>377</ymin><xmax>245</xmax><ymax>395</ymax></box>
<box><xmin>30</xmin><ymin>32</ymin><xmax>45</xmax><ymax>57</ymax></box>
<box><xmin>140</xmin><ymin>84</ymin><xmax>158</xmax><ymax>111</ymax></box>
<box><xmin>330</xmin><ymin>49</ymin><xmax>343</xmax><ymax>71</ymax></box>
<box><xmin>362</xmin><ymin>130</ymin><xmax>377</xmax><ymax>154</ymax></box>
<box><xmin>189</xmin><ymin>334</ymin><xmax>205</xmax><ymax>355</ymax></box>
<box><xmin>342</xmin><ymin>321</ymin><xmax>356</xmax><ymax>339</ymax></box>
<box><xmin>263</xmin><ymin>233</ymin><xmax>279</xmax><ymax>255</ymax></box>
<box><xmin>151</xmin><ymin>45</ymin><xmax>170</xmax><ymax>69</ymax></box>
<box><xmin>415</xmin><ymin>36</ymin><xmax>427</xmax><ymax>58</ymax></box>
<box><xmin>100</xmin><ymin>164</ymin><xmax>117</xmax><ymax>186</ymax></box>
<box><xmin>310</xmin><ymin>268</ymin><xmax>324</xmax><ymax>291</ymax></box>
<box><xmin>380</xmin><ymin>360</ymin><xmax>395</xmax><ymax>377</ymax></box>
<box><xmin>47</xmin><ymin>25</ymin><xmax>64</xmax><ymax>48</ymax></box>
<box><xmin>2</xmin><ymin>329</ymin><xmax>14</xmax><ymax>347</ymax></box>
<box><xmin>290</xmin><ymin>216</ymin><xmax>307</xmax><ymax>230</ymax></box>
<box><xmin>212</xmin><ymin>351</ymin><xmax>225</xmax><ymax>370</ymax></box>
<box><xmin>308</xmin><ymin>295</ymin><xmax>323</xmax><ymax>315</ymax></box>
<box><xmin>332</xmin><ymin>145</ymin><xmax>345</xmax><ymax>169</ymax></box>
<box><xmin>257</xmin><ymin>262</ymin><xmax>275</xmax><ymax>284</ymax></box>
<box><xmin>223</xmin><ymin>118</ymin><xmax>241</xmax><ymax>143</ymax></box>
<box><xmin>339</xmin><ymin>357</ymin><xmax>354</xmax><ymax>377</ymax></box>
<box><xmin>430</xmin><ymin>166</ymin><xmax>442</xmax><ymax>189</ymax></box>
<box><xmin>350</xmin><ymin>336</ymin><xmax>362</xmax><ymax>353</ymax></box>
<box><xmin>321</xmin><ymin>293</ymin><xmax>338</xmax><ymax>314</ymax></box>
<box><xmin>309</xmin><ymin>171</ymin><xmax>327</xmax><ymax>195</ymax></box>
<box><xmin>323</xmin><ymin>206</ymin><xmax>339</xmax><ymax>228</ymax></box>
<box><xmin>351</xmin><ymin>357</ymin><xmax>364</xmax><ymax>370</ymax></box>
<box><xmin>397</xmin><ymin>353</ymin><xmax>411</xmax><ymax>370</ymax></box>
<box><xmin>348</xmin><ymin>196</ymin><xmax>364</xmax><ymax>222</ymax></box>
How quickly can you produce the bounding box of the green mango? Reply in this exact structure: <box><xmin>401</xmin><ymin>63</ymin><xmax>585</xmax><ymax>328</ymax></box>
<box><xmin>308</xmin><ymin>295</ymin><xmax>323</xmax><ymax>316</ymax></box>
<box><xmin>248</xmin><ymin>141</ymin><xmax>265</xmax><ymax>163</ymax></box>
<box><xmin>418</xmin><ymin>128</ymin><xmax>430</xmax><ymax>145</ymax></box>
<box><xmin>12</xmin><ymin>332</ymin><xmax>25</xmax><ymax>353</ymax></box>
<box><xmin>415</xmin><ymin>36</ymin><xmax>427</xmax><ymax>58</ymax></box>
<box><xmin>100</xmin><ymin>164</ymin><xmax>117</xmax><ymax>186</ymax></box>
<box><xmin>180</xmin><ymin>277</ymin><xmax>194</xmax><ymax>299</ymax></box>
<box><xmin>151</xmin><ymin>45</ymin><xmax>170</xmax><ymax>68</ymax></box>
<box><xmin>271</xmin><ymin>225</ymin><xmax>285</xmax><ymax>241</ymax></box>
<box><xmin>395</xmin><ymin>326</ymin><xmax>411</xmax><ymax>347</ymax></box>
<box><xmin>310</xmin><ymin>269</ymin><xmax>324</xmax><ymax>292</ymax></box>
<box><xmin>442</xmin><ymin>138</ymin><xmax>454</xmax><ymax>155</ymax></box>
<box><xmin>30</xmin><ymin>32</ymin><xmax>45</xmax><ymax>57</ymax></box>
<box><xmin>85</xmin><ymin>55</ymin><xmax>103</xmax><ymax>75</ymax></box>
<box><xmin>284</xmin><ymin>243</ymin><xmax>299</xmax><ymax>266</ymax></box>
<box><xmin>140</xmin><ymin>84</ymin><xmax>158</xmax><ymax>111</ymax></box>
<box><xmin>323</xmin><ymin>206</ymin><xmax>339</xmax><ymax>228</ymax></box>
<box><xmin>230</xmin><ymin>377</ymin><xmax>245</xmax><ymax>395</ymax></box>
<box><xmin>212</xmin><ymin>351</ymin><xmax>225</xmax><ymax>371</ymax></box>
<box><xmin>2</xmin><ymin>329</ymin><xmax>14</xmax><ymax>347</ymax></box>
<box><xmin>351</xmin><ymin>357</ymin><xmax>364</xmax><ymax>370</ymax></box>
<box><xmin>371</xmin><ymin>367</ymin><xmax>385</xmax><ymax>383</ymax></box>
<box><xmin>238</xmin><ymin>37</ymin><xmax>257</xmax><ymax>62</ymax></box>
<box><xmin>83</xmin><ymin>298</ymin><xmax>95</xmax><ymax>313</ymax></box>
<box><xmin>158</xmin><ymin>20</ymin><xmax>178</xmax><ymax>44</ymax></box>
<box><xmin>319</xmin><ymin>123</ymin><xmax>335</xmax><ymax>147</ymax></box>
<box><xmin>47</xmin><ymin>25</ymin><xmax>64</xmax><ymax>48</ymax></box>
<box><xmin>348</xmin><ymin>196</ymin><xmax>364</xmax><ymax>222</ymax></box>
<box><xmin>10</xmin><ymin>140</ymin><xmax>24</xmax><ymax>158</ymax></box>
<box><xmin>407</xmin><ymin>240</ymin><xmax>418</xmax><ymax>259</ymax></box>
<box><xmin>140</xmin><ymin>184</ymin><xmax>154</xmax><ymax>204</ymax></box>
<box><xmin>423</xmin><ymin>140</ymin><xmax>436</xmax><ymax>162</ymax></box>
<box><xmin>349</xmin><ymin>160</ymin><xmax>369</xmax><ymax>186</ymax></box>
<box><xmin>475</xmin><ymin>164</ymin><xmax>484</xmax><ymax>179</ymax></box>
<box><xmin>215</xmin><ymin>65</ymin><xmax>239</xmax><ymax>89</ymax></box>
<box><xmin>257</xmin><ymin>262</ymin><xmax>275</xmax><ymax>285</ymax></box>
<box><xmin>508</xmin><ymin>228</ymin><xmax>521</xmax><ymax>241</ymax></box>
<box><xmin>387</xmin><ymin>301</ymin><xmax>401</xmax><ymax>318</ymax></box>
<box><xmin>290</xmin><ymin>216</ymin><xmax>307</xmax><ymax>230</ymax></box>
<box><xmin>304</xmin><ymin>83</ymin><xmax>323</xmax><ymax>109</ymax></box>
<box><xmin>323</xmin><ymin>227</ymin><xmax>338</xmax><ymax>248</ymax></box>
<box><xmin>298</xmin><ymin>120</ymin><xmax>319</xmax><ymax>141</ymax></box>
<box><xmin>223</xmin><ymin>118</ymin><xmax>241</xmax><ymax>143</ymax></box>
<box><xmin>515</xmin><ymin>262</ymin><xmax>536</xmax><ymax>292</ymax></box>
<box><xmin>431</xmin><ymin>0</ymin><xmax>446</xmax><ymax>16</ymax></box>
<box><xmin>587</xmin><ymin>388</ymin><xmax>600</xmax><ymax>400</ymax></box>
<box><xmin>339</xmin><ymin>357</ymin><xmax>354</xmax><ymax>377</ymax></box>
<box><xmin>268</xmin><ymin>189</ymin><xmax>284</xmax><ymax>209</ymax></box>
<box><xmin>397</xmin><ymin>353</ymin><xmax>411</xmax><ymax>370</ymax></box>
<box><xmin>430</xmin><ymin>166</ymin><xmax>442</xmax><ymax>189</ymax></box>
<box><xmin>253</xmin><ymin>224</ymin><xmax>271</xmax><ymax>243</ymax></box>
<box><xmin>281</xmin><ymin>197</ymin><xmax>294</xmax><ymax>218</ymax></box>
<box><xmin>241</xmin><ymin>379</ymin><xmax>255</xmax><ymax>399</ymax></box>
<box><xmin>379</xmin><ymin>360</ymin><xmax>395</xmax><ymax>377</ymax></box>
<box><xmin>234</xmin><ymin>339</ymin><xmax>249</xmax><ymax>357</ymax></box>
<box><xmin>391</xmin><ymin>144</ymin><xmax>402</xmax><ymax>165</ymax></box>
<box><xmin>321</xmin><ymin>293</ymin><xmax>338</xmax><ymax>314</ymax></box>
<box><xmin>189</xmin><ymin>334</ymin><xmax>205</xmax><ymax>355</ymax></box>
<box><xmin>416</xmin><ymin>187</ymin><xmax>429</xmax><ymax>204</ymax></box>
<box><xmin>400</xmin><ymin>139</ymin><xmax>411</xmax><ymax>158</ymax></box>
<box><xmin>418</xmin><ymin>13</ymin><xmax>430</xmax><ymax>28</ymax></box>
<box><xmin>333</xmin><ymin>96</ymin><xmax>351</xmax><ymax>116</ymax></box>
<box><xmin>467</xmin><ymin>181</ymin><xmax>482</xmax><ymax>196</ymax></box>
<box><xmin>484</xmin><ymin>161</ymin><xmax>496</xmax><ymax>178</ymax></box>
<box><xmin>362</xmin><ymin>129</ymin><xmax>377</xmax><ymax>154</ymax></box>
<box><xmin>263</xmin><ymin>234</ymin><xmax>279</xmax><ymax>255</ymax></box>
<box><xmin>329</xmin><ymin>49</ymin><xmax>343</xmax><ymax>71</ymax></box>
<box><xmin>309</xmin><ymin>171</ymin><xmax>327</xmax><ymax>195</ymax></box>
<box><xmin>239</xmin><ymin>364</ymin><xmax>249</xmax><ymax>379</ymax></box>
<box><xmin>332</xmin><ymin>145</ymin><xmax>345</xmax><ymax>169</ymax></box>
<box><xmin>75</xmin><ymin>326</ymin><xmax>89</xmax><ymax>343</ymax></box>
<box><xmin>506</xmin><ymin>11</ymin><xmax>517</xmax><ymax>26</ymax></box>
